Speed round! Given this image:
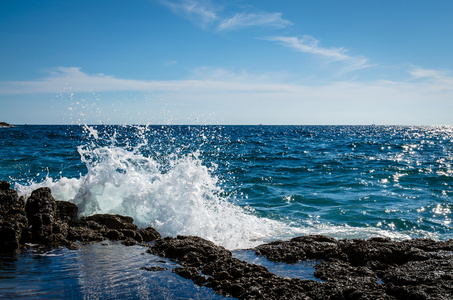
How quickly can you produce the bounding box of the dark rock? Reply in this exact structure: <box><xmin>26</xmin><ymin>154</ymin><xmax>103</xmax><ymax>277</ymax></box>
<box><xmin>25</xmin><ymin>187</ymin><xmax>68</xmax><ymax>245</ymax></box>
<box><xmin>79</xmin><ymin>219</ymin><xmax>106</xmax><ymax>231</ymax></box>
<box><xmin>0</xmin><ymin>183</ymin><xmax>28</xmax><ymax>252</ymax></box>
<box><xmin>338</xmin><ymin>237</ymin><xmax>430</xmax><ymax>267</ymax></box>
<box><xmin>25</xmin><ymin>187</ymin><xmax>56</xmax><ymax>217</ymax></box>
<box><xmin>253</xmin><ymin>235</ymin><xmax>453</xmax><ymax>299</ymax></box>
<box><xmin>1</xmin><ymin>185</ymin><xmax>26</xmax><ymax>215</ymax></box>
<box><xmin>254</xmin><ymin>234</ymin><xmax>346</xmax><ymax>263</ymax></box>
<box><xmin>122</xmin><ymin>237</ymin><xmax>137</xmax><ymax>246</ymax></box>
<box><xmin>67</xmin><ymin>226</ymin><xmax>104</xmax><ymax>242</ymax></box>
<box><xmin>149</xmin><ymin>235</ymin><xmax>312</xmax><ymax>299</ymax></box>
<box><xmin>0</xmin><ymin>122</ymin><xmax>14</xmax><ymax>128</ymax></box>
<box><xmin>381</xmin><ymin>258</ymin><xmax>453</xmax><ymax>299</ymax></box>
<box><xmin>120</xmin><ymin>229</ymin><xmax>143</xmax><ymax>243</ymax></box>
<box><xmin>83</xmin><ymin>214</ymin><xmax>137</xmax><ymax>230</ymax></box>
<box><xmin>255</xmin><ymin>235</ymin><xmax>452</xmax><ymax>269</ymax></box>
<box><xmin>0</xmin><ymin>180</ymin><xmax>11</xmax><ymax>190</ymax></box>
<box><xmin>138</xmin><ymin>226</ymin><xmax>161</xmax><ymax>242</ymax></box>
<box><xmin>1</xmin><ymin>183</ymin><xmax>161</xmax><ymax>251</ymax></box>
<box><xmin>140</xmin><ymin>266</ymin><xmax>167</xmax><ymax>272</ymax></box>
<box><xmin>56</xmin><ymin>201</ymin><xmax>78</xmax><ymax>225</ymax></box>
<box><xmin>105</xmin><ymin>229</ymin><xmax>123</xmax><ymax>240</ymax></box>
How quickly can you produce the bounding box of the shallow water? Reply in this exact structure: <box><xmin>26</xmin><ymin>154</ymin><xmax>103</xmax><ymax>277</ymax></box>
<box><xmin>232</xmin><ymin>250</ymin><xmax>320</xmax><ymax>281</ymax></box>
<box><xmin>0</xmin><ymin>242</ymin><xmax>322</xmax><ymax>299</ymax></box>
<box><xmin>0</xmin><ymin>242</ymin><xmax>226</xmax><ymax>299</ymax></box>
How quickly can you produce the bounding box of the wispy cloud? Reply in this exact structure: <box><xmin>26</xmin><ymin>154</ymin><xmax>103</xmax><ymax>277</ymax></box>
<box><xmin>1</xmin><ymin>67</ymin><xmax>453</xmax><ymax>124</ymax></box>
<box><xmin>160</xmin><ymin>0</ymin><xmax>218</xmax><ymax>26</ymax></box>
<box><xmin>160</xmin><ymin>1</ymin><xmax>367</xmax><ymax>73</ymax></box>
<box><xmin>263</xmin><ymin>35</ymin><xmax>370</xmax><ymax>72</ymax></box>
<box><xmin>0</xmin><ymin>67</ymin><xmax>294</xmax><ymax>95</ymax></box>
<box><xmin>408</xmin><ymin>67</ymin><xmax>453</xmax><ymax>93</ymax></box>
<box><xmin>1</xmin><ymin>66</ymin><xmax>452</xmax><ymax>95</ymax></box>
<box><xmin>410</xmin><ymin>67</ymin><xmax>451</xmax><ymax>80</ymax></box>
<box><xmin>218</xmin><ymin>12</ymin><xmax>292</xmax><ymax>31</ymax></box>
<box><xmin>160</xmin><ymin>0</ymin><xmax>291</xmax><ymax>31</ymax></box>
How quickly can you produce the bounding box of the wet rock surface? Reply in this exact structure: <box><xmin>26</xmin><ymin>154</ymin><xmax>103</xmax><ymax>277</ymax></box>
<box><xmin>148</xmin><ymin>233</ymin><xmax>453</xmax><ymax>299</ymax></box>
<box><xmin>0</xmin><ymin>181</ymin><xmax>28</xmax><ymax>252</ymax></box>
<box><xmin>1</xmin><ymin>182</ymin><xmax>453</xmax><ymax>299</ymax></box>
<box><xmin>253</xmin><ymin>235</ymin><xmax>453</xmax><ymax>299</ymax></box>
<box><xmin>149</xmin><ymin>235</ymin><xmax>314</xmax><ymax>299</ymax></box>
<box><xmin>0</xmin><ymin>182</ymin><xmax>160</xmax><ymax>252</ymax></box>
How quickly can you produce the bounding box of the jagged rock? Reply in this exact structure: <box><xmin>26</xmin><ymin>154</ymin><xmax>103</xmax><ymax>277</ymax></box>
<box><xmin>254</xmin><ymin>234</ymin><xmax>346</xmax><ymax>263</ymax></box>
<box><xmin>380</xmin><ymin>258</ymin><xmax>453</xmax><ymax>299</ymax></box>
<box><xmin>56</xmin><ymin>201</ymin><xmax>78</xmax><ymax>225</ymax></box>
<box><xmin>0</xmin><ymin>181</ymin><xmax>28</xmax><ymax>252</ymax></box>
<box><xmin>150</xmin><ymin>235</ymin><xmax>232</xmax><ymax>264</ymax></box>
<box><xmin>254</xmin><ymin>235</ymin><xmax>453</xmax><ymax>299</ymax></box>
<box><xmin>138</xmin><ymin>226</ymin><xmax>161</xmax><ymax>242</ymax></box>
<box><xmin>0</xmin><ymin>180</ymin><xmax>11</xmax><ymax>190</ymax></box>
<box><xmin>122</xmin><ymin>237</ymin><xmax>137</xmax><ymax>246</ymax></box>
<box><xmin>149</xmin><ymin>235</ymin><xmax>312</xmax><ymax>299</ymax></box>
<box><xmin>0</xmin><ymin>183</ymin><xmax>161</xmax><ymax>250</ymax></box>
<box><xmin>24</xmin><ymin>187</ymin><xmax>69</xmax><ymax>245</ymax></box>
<box><xmin>105</xmin><ymin>229</ymin><xmax>124</xmax><ymax>240</ymax></box>
<box><xmin>67</xmin><ymin>226</ymin><xmax>104</xmax><ymax>242</ymax></box>
<box><xmin>148</xmin><ymin>234</ymin><xmax>453</xmax><ymax>299</ymax></box>
<box><xmin>83</xmin><ymin>214</ymin><xmax>137</xmax><ymax>230</ymax></box>
<box><xmin>140</xmin><ymin>266</ymin><xmax>167</xmax><ymax>272</ymax></box>
<box><xmin>121</xmin><ymin>229</ymin><xmax>142</xmax><ymax>242</ymax></box>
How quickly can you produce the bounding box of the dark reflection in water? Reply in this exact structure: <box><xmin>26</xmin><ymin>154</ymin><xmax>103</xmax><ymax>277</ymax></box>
<box><xmin>0</xmin><ymin>242</ymin><xmax>226</xmax><ymax>299</ymax></box>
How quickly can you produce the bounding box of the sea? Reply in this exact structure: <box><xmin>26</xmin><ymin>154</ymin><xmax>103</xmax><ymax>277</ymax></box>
<box><xmin>0</xmin><ymin>124</ymin><xmax>452</xmax><ymax>299</ymax></box>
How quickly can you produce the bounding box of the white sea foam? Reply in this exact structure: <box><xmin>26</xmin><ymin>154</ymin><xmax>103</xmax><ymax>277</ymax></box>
<box><xmin>16</xmin><ymin>126</ymin><xmax>294</xmax><ymax>249</ymax></box>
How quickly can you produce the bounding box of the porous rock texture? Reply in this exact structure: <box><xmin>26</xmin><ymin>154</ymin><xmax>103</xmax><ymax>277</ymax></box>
<box><xmin>0</xmin><ymin>181</ymin><xmax>160</xmax><ymax>252</ymax></box>
<box><xmin>0</xmin><ymin>181</ymin><xmax>28</xmax><ymax>251</ymax></box>
<box><xmin>148</xmin><ymin>233</ymin><xmax>453</xmax><ymax>299</ymax></box>
<box><xmin>253</xmin><ymin>235</ymin><xmax>453</xmax><ymax>299</ymax></box>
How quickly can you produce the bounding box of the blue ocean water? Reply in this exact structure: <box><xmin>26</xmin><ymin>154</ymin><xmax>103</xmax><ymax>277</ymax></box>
<box><xmin>1</xmin><ymin>124</ymin><xmax>452</xmax><ymax>298</ymax></box>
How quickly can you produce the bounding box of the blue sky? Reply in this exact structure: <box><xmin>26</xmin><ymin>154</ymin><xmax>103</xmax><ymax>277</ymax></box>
<box><xmin>1</xmin><ymin>0</ymin><xmax>452</xmax><ymax>125</ymax></box>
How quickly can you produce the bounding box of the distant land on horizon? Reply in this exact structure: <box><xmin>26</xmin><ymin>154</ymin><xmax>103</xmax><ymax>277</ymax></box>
<box><xmin>0</xmin><ymin>122</ymin><xmax>14</xmax><ymax>127</ymax></box>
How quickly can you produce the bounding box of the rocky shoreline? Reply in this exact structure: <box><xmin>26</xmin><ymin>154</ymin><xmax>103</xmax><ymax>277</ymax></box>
<box><xmin>1</xmin><ymin>181</ymin><xmax>452</xmax><ymax>299</ymax></box>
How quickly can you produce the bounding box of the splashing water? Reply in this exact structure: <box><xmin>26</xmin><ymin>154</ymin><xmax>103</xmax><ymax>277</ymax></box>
<box><xmin>16</xmin><ymin>125</ymin><xmax>292</xmax><ymax>249</ymax></box>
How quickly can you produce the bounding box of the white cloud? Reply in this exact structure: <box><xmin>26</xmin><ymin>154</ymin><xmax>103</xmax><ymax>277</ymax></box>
<box><xmin>0</xmin><ymin>67</ymin><xmax>295</xmax><ymax>95</ymax></box>
<box><xmin>160</xmin><ymin>0</ymin><xmax>291</xmax><ymax>32</ymax></box>
<box><xmin>1</xmin><ymin>66</ymin><xmax>453</xmax><ymax>124</ymax></box>
<box><xmin>410</xmin><ymin>67</ymin><xmax>451</xmax><ymax>80</ymax></box>
<box><xmin>160</xmin><ymin>0</ymin><xmax>218</xmax><ymax>26</ymax></box>
<box><xmin>264</xmin><ymin>35</ymin><xmax>370</xmax><ymax>72</ymax></box>
<box><xmin>218</xmin><ymin>12</ymin><xmax>292</xmax><ymax>31</ymax></box>
<box><xmin>160</xmin><ymin>2</ymin><xmax>366</xmax><ymax>73</ymax></box>
<box><xmin>189</xmin><ymin>66</ymin><xmax>290</xmax><ymax>83</ymax></box>
<box><xmin>408</xmin><ymin>67</ymin><xmax>453</xmax><ymax>93</ymax></box>
<box><xmin>1</xmin><ymin>66</ymin><xmax>452</xmax><ymax>96</ymax></box>
<box><xmin>164</xmin><ymin>60</ymin><xmax>178</xmax><ymax>66</ymax></box>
